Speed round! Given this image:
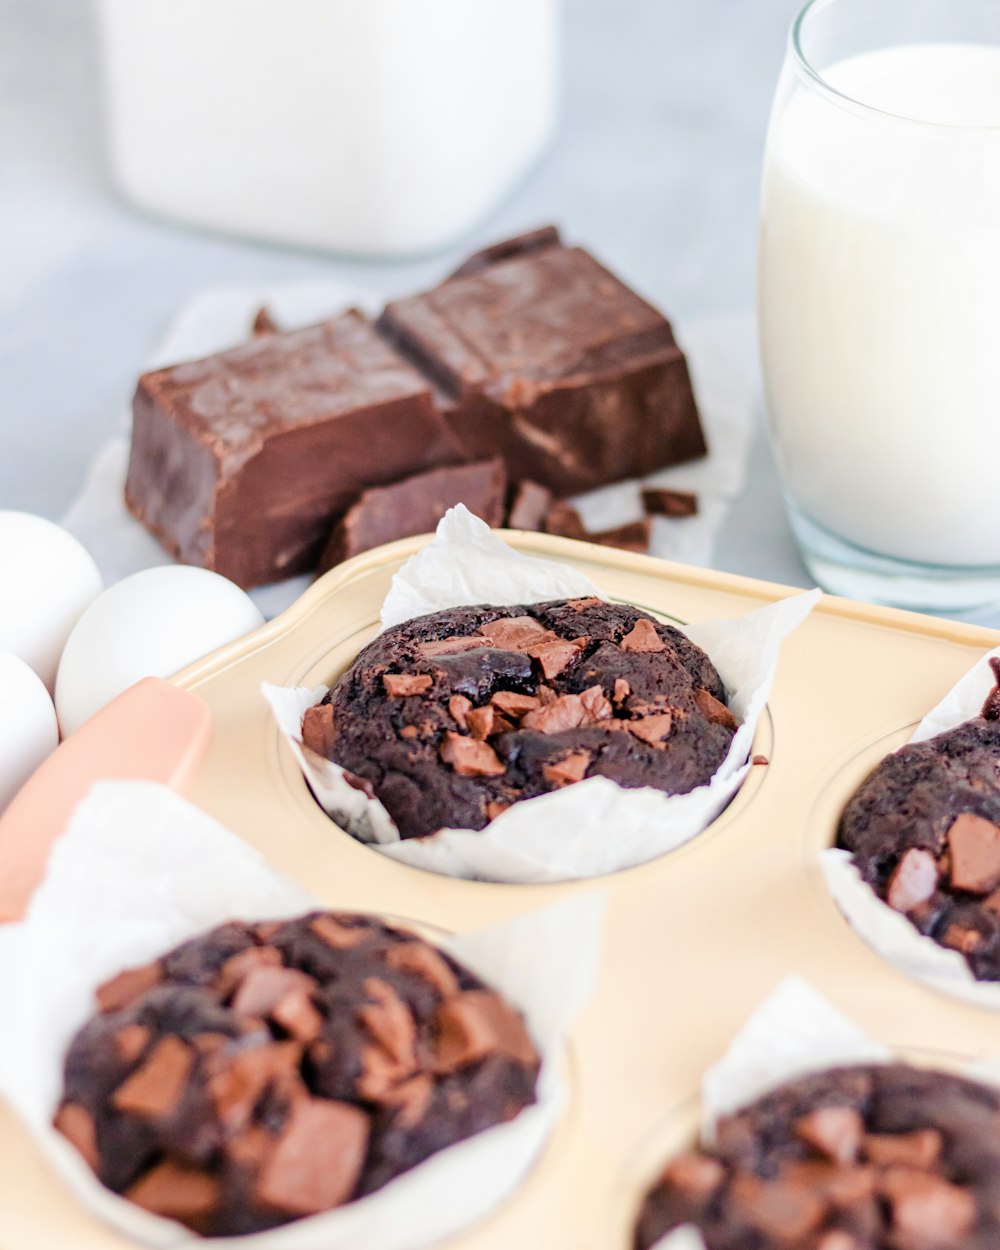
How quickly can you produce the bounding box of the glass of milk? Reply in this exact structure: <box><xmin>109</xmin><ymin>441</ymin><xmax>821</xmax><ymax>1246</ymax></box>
<box><xmin>759</xmin><ymin>0</ymin><xmax>1000</xmax><ymax>611</ymax></box>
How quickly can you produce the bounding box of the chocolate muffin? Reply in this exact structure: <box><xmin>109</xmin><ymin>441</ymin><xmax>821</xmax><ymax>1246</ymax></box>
<box><xmin>304</xmin><ymin>597</ymin><xmax>737</xmax><ymax>840</ymax></box>
<box><xmin>54</xmin><ymin>913</ymin><xmax>540</xmax><ymax>1236</ymax></box>
<box><xmin>635</xmin><ymin>1063</ymin><xmax>1000</xmax><ymax>1250</ymax></box>
<box><xmin>838</xmin><ymin>668</ymin><xmax>1000</xmax><ymax>981</ymax></box>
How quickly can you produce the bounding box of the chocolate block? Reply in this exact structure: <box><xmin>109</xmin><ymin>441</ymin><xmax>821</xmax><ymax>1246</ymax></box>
<box><xmin>448</xmin><ymin>225</ymin><xmax>562</xmax><ymax>280</ymax></box>
<box><xmin>506</xmin><ymin>480</ymin><xmax>554</xmax><ymax>531</ymax></box>
<box><xmin>319</xmin><ymin>458</ymin><xmax>507</xmax><ymax>572</ymax></box>
<box><xmin>379</xmin><ymin>236</ymin><xmax>707</xmax><ymax>497</ymax></box>
<box><xmin>126</xmin><ymin>311</ymin><xmax>461</xmax><ymax>589</ymax></box>
<box><xmin>591</xmin><ymin>518</ymin><xmax>652</xmax><ymax>554</ymax></box>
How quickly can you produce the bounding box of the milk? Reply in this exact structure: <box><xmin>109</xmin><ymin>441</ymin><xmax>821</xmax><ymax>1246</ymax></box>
<box><xmin>97</xmin><ymin>0</ymin><xmax>559</xmax><ymax>258</ymax></box>
<box><xmin>760</xmin><ymin>44</ymin><xmax>1000</xmax><ymax>568</ymax></box>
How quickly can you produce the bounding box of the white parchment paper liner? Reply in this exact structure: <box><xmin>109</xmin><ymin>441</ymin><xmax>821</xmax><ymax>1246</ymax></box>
<box><xmin>265</xmin><ymin>508</ymin><xmax>821</xmax><ymax>884</ymax></box>
<box><xmin>0</xmin><ymin>780</ymin><xmax>602</xmax><ymax>1250</ymax></box>
<box><xmin>651</xmin><ymin>977</ymin><xmax>896</xmax><ymax>1250</ymax></box>
<box><xmin>821</xmin><ymin>644</ymin><xmax>1000</xmax><ymax>1010</ymax></box>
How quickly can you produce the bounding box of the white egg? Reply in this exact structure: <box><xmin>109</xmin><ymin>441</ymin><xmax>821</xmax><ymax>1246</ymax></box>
<box><xmin>0</xmin><ymin>512</ymin><xmax>103</xmax><ymax>690</ymax></box>
<box><xmin>55</xmin><ymin>566</ymin><xmax>265</xmax><ymax>736</ymax></box>
<box><xmin>0</xmin><ymin>651</ymin><xmax>59</xmax><ymax>812</ymax></box>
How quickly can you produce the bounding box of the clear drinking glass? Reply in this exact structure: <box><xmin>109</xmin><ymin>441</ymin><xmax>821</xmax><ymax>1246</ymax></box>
<box><xmin>759</xmin><ymin>0</ymin><xmax>1000</xmax><ymax>611</ymax></box>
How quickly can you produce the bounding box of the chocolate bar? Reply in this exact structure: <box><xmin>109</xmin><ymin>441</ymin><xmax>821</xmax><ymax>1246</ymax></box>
<box><xmin>319</xmin><ymin>458</ymin><xmax>507</xmax><ymax>572</ymax></box>
<box><xmin>379</xmin><ymin>231</ymin><xmax>706</xmax><ymax>496</ymax></box>
<box><xmin>126</xmin><ymin>311</ymin><xmax>461</xmax><ymax>589</ymax></box>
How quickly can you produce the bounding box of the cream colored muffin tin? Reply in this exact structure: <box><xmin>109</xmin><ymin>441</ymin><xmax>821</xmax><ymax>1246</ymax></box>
<box><xmin>4</xmin><ymin>532</ymin><xmax>1000</xmax><ymax>1250</ymax></box>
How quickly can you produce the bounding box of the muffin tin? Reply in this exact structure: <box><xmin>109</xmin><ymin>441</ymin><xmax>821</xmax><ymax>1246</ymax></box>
<box><xmin>4</xmin><ymin>531</ymin><xmax>1000</xmax><ymax>1249</ymax></box>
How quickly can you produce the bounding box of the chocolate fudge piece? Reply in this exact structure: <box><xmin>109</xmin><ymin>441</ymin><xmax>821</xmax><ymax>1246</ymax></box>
<box><xmin>642</xmin><ymin>487</ymin><xmax>699</xmax><ymax>518</ymax></box>
<box><xmin>839</xmin><ymin>675</ymin><xmax>1000</xmax><ymax>980</ymax></box>
<box><xmin>379</xmin><ymin>235</ymin><xmax>707</xmax><ymax>497</ymax></box>
<box><xmin>506</xmin><ymin>480</ymin><xmax>554</xmax><ymax>532</ymax></box>
<box><xmin>591</xmin><ymin>519</ymin><xmax>652</xmax><ymax>554</ymax></box>
<box><xmin>635</xmin><ymin>1063</ymin><xmax>1000</xmax><ymax>1250</ymax></box>
<box><xmin>310</xmin><ymin>598</ymin><xmax>735</xmax><ymax>840</ymax></box>
<box><xmin>55</xmin><ymin>913</ymin><xmax>540</xmax><ymax>1237</ymax></box>
<box><xmin>319</xmin><ymin>458</ymin><xmax>507</xmax><ymax>572</ymax></box>
<box><xmin>543</xmin><ymin>502</ymin><xmax>589</xmax><ymax>542</ymax></box>
<box><xmin>125</xmin><ymin>311</ymin><xmax>462</xmax><ymax>589</ymax></box>
<box><xmin>448</xmin><ymin>225</ymin><xmax>562</xmax><ymax>279</ymax></box>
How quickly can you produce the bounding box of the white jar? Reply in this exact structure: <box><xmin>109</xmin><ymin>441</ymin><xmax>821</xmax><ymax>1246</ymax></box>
<box><xmin>96</xmin><ymin>0</ymin><xmax>560</xmax><ymax>258</ymax></box>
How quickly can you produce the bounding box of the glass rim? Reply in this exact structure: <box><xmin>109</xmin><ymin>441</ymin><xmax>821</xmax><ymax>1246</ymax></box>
<box><xmin>790</xmin><ymin>0</ymin><xmax>1000</xmax><ymax>132</ymax></box>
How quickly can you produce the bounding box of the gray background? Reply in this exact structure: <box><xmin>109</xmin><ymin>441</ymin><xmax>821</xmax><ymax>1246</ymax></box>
<box><xmin>2</xmin><ymin>0</ymin><xmax>815</xmax><ymax>591</ymax></box>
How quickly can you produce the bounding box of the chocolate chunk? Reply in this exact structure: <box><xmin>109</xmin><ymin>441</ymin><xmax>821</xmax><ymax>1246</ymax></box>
<box><xmin>466</xmin><ymin>704</ymin><xmax>501</xmax><ymax>740</ymax></box>
<box><xmin>694</xmin><ymin>687</ymin><xmax>738</xmax><ymax>731</ymax></box>
<box><xmin>880</xmin><ymin>1167</ymin><xmax>975</xmax><ymax>1243</ymax></box>
<box><xmin>542</xmin><ymin>751</ymin><xmax>591</xmax><ymax>787</ymax></box>
<box><xmin>543</xmin><ymin>502</ymin><xmax>588</xmax><ymax>541</ymax></box>
<box><xmin>319</xmin><ymin>458</ymin><xmax>507</xmax><ymax>572</ymax></box>
<box><xmin>660</xmin><ymin>1153</ymin><xmax>726</xmax><ymax>1199</ymax></box>
<box><xmin>114</xmin><ymin>1023</ymin><xmax>152</xmax><ymax>1063</ymax></box>
<box><xmin>433</xmin><ymin>991</ymin><xmax>537</xmax><ymax>1073</ymax></box>
<box><xmin>385</xmin><ymin>942</ymin><xmax>460</xmax><ymax>998</ymax></box>
<box><xmin>448</xmin><ymin>226</ymin><xmax>563</xmax><ymax>279</ymax></box>
<box><xmin>448</xmin><ymin>694</ymin><xmax>473</xmax><ymax>728</ymax></box>
<box><xmin>112</xmin><ymin>1036</ymin><xmax>194</xmax><ymax>1118</ymax></box>
<box><xmin>384</xmin><ymin>1073</ymin><xmax>434</xmax><ymax>1129</ymax></box>
<box><xmin>383</xmin><ymin>673</ymin><xmax>433</xmax><ymax>697</ymax></box>
<box><xmin>252</xmin><ymin>307</ymin><xmax>279</xmax><ymax>336</ymax></box>
<box><xmin>795</xmin><ymin>1107</ymin><xmax>863</xmax><ymax>1165</ymax></box>
<box><xmin>641</xmin><ymin>487</ymin><xmax>699</xmax><ymax>518</ymax></box>
<box><xmin>489</xmin><ymin>691</ymin><xmax>541</xmax><ymax>717</ymax></box>
<box><xmin>864</xmin><ymin>1129</ymin><xmax>942</xmax><ymax>1170</ymax></box>
<box><xmin>887</xmin><ymin>849</ymin><xmax>940</xmax><ymax>913</ymax></box>
<box><xmin>380</xmin><ymin>238</ymin><xmax>706</xmax><ymax>496</ymax></box>
<box><xmin>942</xmin><ymin>923</ymin><xmax>982</xmax><ymax>954</ymax></box>
<box><xmin>127</xmin><ymin>1160</ymin><xmax>222</xmax><ymax>1224</ymax></box>
<box><xmin>126</xmin><ymin>311</ymin><xmax>462</xmax><ymax>589</ymax></box>
<box><xmin>420</xmin><ymin>635</ymin><xmax>495</xmax><ymax>658</ymax></box>
<box><xmin>301</xmin><ymin>704</ymin><xmax>336</xmax><ymax>756</ymax></box>
<box><xmin>208</xmin><ymin>1039</ymin><xmax>303</xmax><ymax>1130</ymax></box>
<box><xmin>627</xmin><ymin>713</ymin><xmax>674</xmax><ymax>746</ymax></box>
<box><xmin>487</xmin><ymin>801</ymin><xmax>511</xmax><ymax>821</ymax></box>
<box><xmin>96</xmin><ymin>961</ymin><xmax>162</xmax><ymax>1012</ymax></box>
<box><xmin>507</xmin><ymin>479</ymin><xmax>554</xmax><ymax>531</ymax></box>
<box><xmin>528</xmin><ymin>637</ymin><xmax>585</xmax><ymax>679</ymax></box>
<box><xmin>521</xmin><ymin>693</ymin><xmax>588</xmax><ymax>734</ymax></box>
<box><xmin>613</xmin><ymin>678</ymin><xmax>631</xmax><ymax>704</ymax></box>
<box><xmin>309</xmin><ymin>914</ymin><xmax>371</xmax><ymax>949</ymax></box>
<box><xmin>53</xmin><ymin>1103</ymin><xmax>99</xmax><ymax>1170</ymax></box>
<box><xmin>255</xmin><ymin>1098</ymin><xmax>369</xmax><ymax>1215</ymax></box>
<box><xmin>231</xmin><ymin>966</ymin><xmax>317</xmax><ymax>1022</ymax></box>
<box><xmin>591</xmin><ymin>518</ymin><xmax>652</xmax><ymax>554</ymax></box>
<box><xmin>439</xmin><ymin>732</ymin><xmax>506</xmax><ymax>777</ymax></box>
<box><xmin>731</xmin><ymin>1175</ymin><xmax>827</xmax><ymax>1240</ymax></box>
<box><xmin>752</xmin><ymin>754</ymin><xmax>769</xmax><ymax>766</ymax></box>
<box><xmin>947</xmin><ymin>812</ymin><xmax>1000</xmax><ymax>893</ymax></box>
<box><xmin>620</xmin><ymin>619</ymin><xmax>667</xmax><ymax>653</ymax></box>
<box><xmin>359</xmin><ymin>978</ymin><xmax>417</xmax><ymax>1071</ymax></box>
<box><xmin>477</xmin><ymin>615</ymin><xmax>554</xmax><ymax>650</ymax></box>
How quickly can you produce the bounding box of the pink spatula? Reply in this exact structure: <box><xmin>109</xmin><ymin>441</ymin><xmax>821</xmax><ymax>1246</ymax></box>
<box><xmin>0</xmin><ymin>677</ymin><xmax>211</xmax><ymax>921</ymax></box>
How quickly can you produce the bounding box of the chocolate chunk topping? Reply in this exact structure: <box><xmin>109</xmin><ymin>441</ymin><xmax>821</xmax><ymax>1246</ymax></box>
<box><xmin>112</xmin><ymin>1036</ymin><xmax>194</xmax><ymax>1118</ymax></box>
<box><xmin>542</xmin><ymin>751</ymin><xmax>591</xmax><ymax>787</ymax></box>
<box><xmin>434</xmin><ymin>991</ymin><xmax>537</xmax><ymax>1073</ymax></box>
<box><xmin>251</xmin><ymin>307</ymin><xmax>279</xmax><ymax>336</ymax></box>
<box><xmin>439</xmin><ymin>733</ymin><xmax>506</xmax><ymax>777</ymax></box>
<box><xmin>544</xmin><ymin>502</ymin><xmax>588</xmax><ymax>541</ymax></box>
<box><xmin>96</xmin><ymin>962</ymin><xmax>162</xmax><ymax>1013</ymax></box>
<box><xmin>795</xmin><ymin>1107</ymin><xmax>863</xmax><ymax>1165</ymax></box>
<box><xmin>947</xmin><ymin>812</ymin><xmax>1000</xmax><ymax>893</ymax></box>
<box><xmin>695</xmin><ymin>687</ymin><xmax>739</xmax><ymax>731</ymax></box>
<box><xmin>620</xmin><ymin>619</ymin><xmax>667</xmax><ymax>653</ymax></box>
<box><xmin>53</xmin><ymin>1103</ymin><xmax>98</xmax><ymax>1170</ymax></box>
<box><xmin>886</xmin><ymin>848</ymin><xmax>940</xmax><ymax>913</ymax></box>
<box><xmin>301</xmin><ymin>704</ymin><xmax>336</xmax><ymax>757</ymax></box>
<box><xmin>128</xmin><ymin>1160</ymin><xmax>222</xmax><ymax>1224</ymax></box>
<box><xmin>255</xmin><ymin>1098</ymin><xmax>369</xmax><ymax>1215</ymax></box>
<box><xmin>383</xmin><ymin>673</ymin><xmax>433</xmax><ymax>697</ymax></box>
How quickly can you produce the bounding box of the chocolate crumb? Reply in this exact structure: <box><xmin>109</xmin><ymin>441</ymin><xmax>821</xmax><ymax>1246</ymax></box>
<box><xmin>641</xmin><ymin>488</ymin><xmax>699</xmax><ymax>518</ymax></box>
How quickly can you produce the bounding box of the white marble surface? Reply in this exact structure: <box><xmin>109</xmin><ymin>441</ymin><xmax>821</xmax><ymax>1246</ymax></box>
<box><xmin>5</xmin><ymin>0</ymin><xmax>979</xmax><ymax>622</ymax></box>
